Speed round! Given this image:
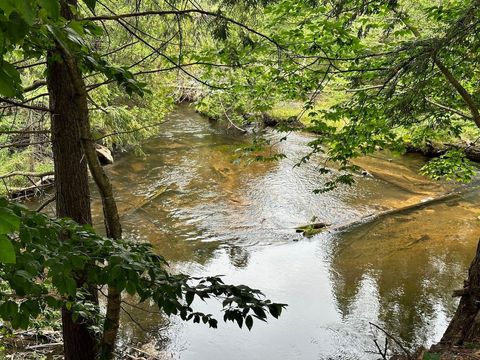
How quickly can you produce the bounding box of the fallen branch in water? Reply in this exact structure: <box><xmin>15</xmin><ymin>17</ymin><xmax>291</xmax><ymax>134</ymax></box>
<box><xmin>36</xmin><ymin>195</ymin><xmax>56</xmax><ymax>212</ymax></box>
<box><xmin>369</xmin><ymin>322</ymin><xmax>412</xmax><ymax>360</ymax></box>
<box><xmin>332</xmin><ymin>183</ymin><xmax>480</xmax><ymax>233</ymax></box>
<box><xmin>292</xmin><ymin>182</ymin><xmax>480</xmax><ymax>237</ymax></box>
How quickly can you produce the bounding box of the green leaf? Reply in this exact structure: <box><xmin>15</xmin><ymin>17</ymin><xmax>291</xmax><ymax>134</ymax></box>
<box><xmin>65</xmin><ymin>277</ymin><xmax>77</xmax><ymax>296</ymax></box>
<box><xmin>0</xmin><ymin>0</ymin><xmax>34</xmax><ymax>25</ymax></box>
<box><xmin>81</xmin><ymin>0</ymin><xmax>96</xmax><ymax>11</ymax></box>
<box><xmin>38</xmin><ymin>0</ymin><xmax>60</xmax><ymax>19</ymax></box>
<box><xmin>0</xmin><ymin>236</ymin><xmax>15</xmax><ymax>263</ymax></box>
<box><xmin>0</xmin><ymin>62</ymin><xmax>22</xmax><ymax>98</ymax></box>
<box><xmin>185</xmin><ymin>291</ymin><xmax>194</xmax><ymax>306</ymax></box>
<box><xmin>125</xmin><ymin>281</ymin><xmax>136</xmax><ymax>295</ymax></box>
<box><xmin>268</xmin><ymin>304</ymin><xmax>283</xmax><ymax>319</ymax></box>
<box><xmin>0</xmin><ymin>206</ymin><xmax>20</xmax><ymax>234</ymax></box>
<box><xmin>0</xmin><ymin>300</ymin><xmax>18</xmax><ymax>318</ymax></box>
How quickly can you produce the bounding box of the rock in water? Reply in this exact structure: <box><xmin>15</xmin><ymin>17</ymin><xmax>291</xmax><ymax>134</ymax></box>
<box><xmin>95</xmin><ymin>144</ymin><xmax>114</xmax><ymax>165</ymax></box>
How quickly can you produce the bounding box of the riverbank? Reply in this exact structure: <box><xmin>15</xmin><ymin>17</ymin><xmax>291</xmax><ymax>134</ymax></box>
<box><xmin>261</xmin><ymin>101</ymin><xmax>480</xmax><ymax>164</ymax></box>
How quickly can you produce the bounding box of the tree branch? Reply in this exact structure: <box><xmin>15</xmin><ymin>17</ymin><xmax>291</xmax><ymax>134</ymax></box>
<box><xmin>83</xmin><ymin>9</ymin><xmax>282</xmax><ymax>48</ymax></box>
<box><xmin>0</xmin><ymin>171</ymin><xmax>54</xmax><ymax>180</ymax></box>
<box><xmin>24</xmin><ymin>80</ymin><xmax>48</xmax><ymax>93</ymax></box>
<box><xmin>397</xmin><ymin>9</ymin><xmax>480</xmax><ymax>128</ymax></box>
<box><xmin>0</xmin><ymin>140</ymin><xmax>51</xmax><ymax>150</ymax></box>
<box><xmin>0</xmin><ymin>97</ymin><xmax>50</xmax><ymax>112</ymax></box>
<box><xmin>425</xmin><ymin>98</ymin><xmax>473</xmax><ymax>120</ymax></box>
<box><xmin>0</xmin><ymin>129</ymin><xmax>49</xmax><ymax>135</ymax></box>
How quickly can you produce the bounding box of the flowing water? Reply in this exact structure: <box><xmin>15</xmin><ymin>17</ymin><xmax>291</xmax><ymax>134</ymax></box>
<box><xmin>46</xmin><ymin>105</ymin><xmax>480</xmax><ymax>359</ymax></box>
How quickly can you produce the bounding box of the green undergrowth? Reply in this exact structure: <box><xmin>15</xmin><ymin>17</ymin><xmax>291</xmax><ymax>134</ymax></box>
<box><xmin>0</xmin><ymin>148</ymin><xmax>53</xmax><ymax>196</ymax></box>
<box><xmin>267</xmin><ymin>98</ymin><xmax>480</xmax><ymax>151</ymax></box>
<box><xmin>266</xmin><ymin>88</ymin><xmax>350</xmax><ymax>127</ymax></box>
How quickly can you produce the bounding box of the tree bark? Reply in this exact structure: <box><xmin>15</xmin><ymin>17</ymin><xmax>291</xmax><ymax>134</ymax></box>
<box><xmin>57</xmin><ymin>27</ymin><xmax>124</xmax><ymax>359</ymax></box>
<box><xmin>47</xmin><ymin>48</ymin><xmax>98</xmax><ymax>359</ymax></box>
<box><xmin>434</xmin><ymin>241</ymin><xmax>480</xmax><ymax>348</ymax></box>
<box><xmin>46</xmin><ymin>1</ymin><xmax>98</xmax><ymax>359</ymax></box>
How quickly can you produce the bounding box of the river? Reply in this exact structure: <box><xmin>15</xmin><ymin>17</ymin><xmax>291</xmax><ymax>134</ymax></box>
<box><xmin>61</xmin><ymin>105</ymin><xmax>480</xmax><ymax>359</ymax></box>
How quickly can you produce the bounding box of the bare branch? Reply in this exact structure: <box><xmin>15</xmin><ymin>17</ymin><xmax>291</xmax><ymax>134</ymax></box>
<box><xmin>0</xmin><ymin>97</ymin><xmax>50</xmax><ymax>112</ymax></box>
<box><xmin>24</xmin><ymin>80</ymin><xmax>48</xmax><ymax>93</ymax></box>
<box><xmin>0</xmin><ymin>140</ymin><xmax>51</xmax><ymax>150</ymax></box>
<box><xmin>16</xmin><ymin>61</ymin><xmax>47</xmax><ymax>70</ymax></box>
<box><xmin>0</xmin><ymin>171</ymin><xmax>54</xmax><ymax>181</ymax></box>
<box><xmin>0</xmin><ymin>129</ymin><xmax>49</xmax><ymax>135</ymax></box>
<box><xmin>426</xmin><ymin>98</ymin><xmax>473</xmax><ymax>120</ymax></box>
<box><xmin>36</xmin><ymin>195</ymin><xmax>56</xmax><ymax>212</ymax></box>
<box><xmin>369</xmin><ymin>322</ymin><xmax>411</xmax><ymax>359</ymax></box>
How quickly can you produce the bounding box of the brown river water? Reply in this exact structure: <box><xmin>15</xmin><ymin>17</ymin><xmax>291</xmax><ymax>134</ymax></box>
<box><xmin>37</xmin><ymin>105</ymin><xmax>480</xmax><ymax>359</ymax></box>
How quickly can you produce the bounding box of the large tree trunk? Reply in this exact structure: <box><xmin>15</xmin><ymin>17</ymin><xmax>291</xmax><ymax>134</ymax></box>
<box><xmin>47</xmin><ymin>50</ymin><xmax>98</xmax><ymax>359</ymax></box>
<box><xmin>46</xmin><ymin>1</ymin><xmax>98</xmax><ymax>359</ymax></box>
<box><xmin>53</xmin><ymin>1</ymin><xmax>124</xmax><ymax>357</ymax></box>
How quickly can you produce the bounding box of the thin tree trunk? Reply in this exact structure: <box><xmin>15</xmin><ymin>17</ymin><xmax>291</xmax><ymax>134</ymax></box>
<box><xmin>81</xmin><ymin>129</ymin><xmax>122</xmax><ymax>360</ymax></box>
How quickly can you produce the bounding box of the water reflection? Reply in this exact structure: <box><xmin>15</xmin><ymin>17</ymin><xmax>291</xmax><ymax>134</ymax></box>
<box><xmin>330</xmin><ymin>192</ymin><xmax>480</xmax><ymax>350</ymax></box>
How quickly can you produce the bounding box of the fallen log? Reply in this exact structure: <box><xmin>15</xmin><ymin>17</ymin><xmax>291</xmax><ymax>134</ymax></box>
<box><xmin>4</xmin><ymin>146</ymin><xmax>113</xmax><ymax>200</ymax></box>
<box><xmin>405</xmin><ymin>142</ymin><xmax>480</xmax><ymax>162</ymax></box>
<box><xmin>291</xmin><ymin>182</ymin><xmax>480</xmax><ymax>239</ymax></box>
<box><xmin>8</xmin><ymin>176</ymin><xmax>55</xmax><ymax>200</ymax></box>
<box><xmin>332</xmin><ymin>182</ymin><xmax>480</xmax><ymax>233</ymax></box>
<box><xmin>0</xmin><ymin>171</ymin><xmax>54</xmax><ymax>181</ymax></box>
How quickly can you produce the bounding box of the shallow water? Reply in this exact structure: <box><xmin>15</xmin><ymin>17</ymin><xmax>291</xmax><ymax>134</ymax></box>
<box><xmin>45</xmin><ymin>105</ymin><xmax>480</xmax><ymax>359</ymax></box>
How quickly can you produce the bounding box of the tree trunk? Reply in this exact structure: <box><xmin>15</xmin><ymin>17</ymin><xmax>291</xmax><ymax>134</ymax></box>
<box><xmin>56</xmin><ymin>18</ymin><xmax>124</xmax><ymax>357</ymax></box>
<box><xmin>47</xmin><ymin>48</ymin><xmax>98</xmax><ymax>359</ymax></box>
<box><xmin>434</xmin><ymin>241</ymin><xmax>480</xmax><ymax>348</ymax></box>
<box><xmin>80</xmin><ymin>122</ymin><xmax>123</xmax><ymax>360</ymax></box>
<box><xmin>47</xmin><ymin>1</ymin><xmax>98</xmax><ymax>359</ymax></box>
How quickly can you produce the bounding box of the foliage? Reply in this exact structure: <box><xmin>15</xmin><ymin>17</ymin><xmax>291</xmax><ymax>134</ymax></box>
<box><xmin>0</xmin><ymin>198</ymin><xmax>285</xmax><ymax>332</ymax></box>
<box><xmin>419</xmin><ymin>149</ymin><xmax>476</xmax><ymax>183</ymax></box>
<box><xmin>193</xmin><ymin>0</ymin><xmax>480</xmax><ymax>186</ymax></box>
<box><xmin>285</xmin><ymin>0</ymin><xmax>480</xmax><ymax>184</ymax></box>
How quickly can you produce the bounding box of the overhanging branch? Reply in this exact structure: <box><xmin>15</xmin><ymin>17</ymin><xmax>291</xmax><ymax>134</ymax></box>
<box><xmin>83</xmin><ymin>9</ymin><xmax>282</xmax><ymax>48</ymax></box>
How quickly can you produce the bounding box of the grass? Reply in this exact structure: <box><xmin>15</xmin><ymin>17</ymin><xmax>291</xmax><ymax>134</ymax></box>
<box><xmin>266</xmin><ymin>88</ymin><xmax>350</xmax><ymax>127</ymax></box>
<box><xmin>0</xmin><ymin>147</ymin><xmax>53</xmax><ymax>196</ymax></box>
